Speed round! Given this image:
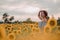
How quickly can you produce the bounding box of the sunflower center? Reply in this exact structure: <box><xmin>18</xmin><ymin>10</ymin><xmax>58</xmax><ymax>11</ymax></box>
<box><xmin>50</xmin><ymin>21</ymin><xmax>55</xmax><ymax>27</ymax></box>
<box><xmin>9</xmin><ymin>35</ymin><xmax>14</xmax><ymax>39</ymax></box>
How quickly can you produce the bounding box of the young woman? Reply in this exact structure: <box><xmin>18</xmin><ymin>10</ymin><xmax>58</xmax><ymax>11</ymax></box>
<box><xmin>38</xmin><ymin>10</ymin><xmax>49</xmax><ymax>31</ymax></box>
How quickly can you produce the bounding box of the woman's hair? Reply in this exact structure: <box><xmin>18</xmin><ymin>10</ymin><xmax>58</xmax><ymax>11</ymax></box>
<box><xmin>38</xmin><ymin>10</ymin><xmax>49</xmax><ymax>20</ymax></box>
<box><xmin>38</xmin><ymin>10</ymin><xmax>48</xmax><ymax>17</ymax></box>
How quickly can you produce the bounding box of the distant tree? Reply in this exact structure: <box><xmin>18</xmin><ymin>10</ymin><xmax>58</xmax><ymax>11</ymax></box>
<box><xmin>2</xmin><ymin>13</ymin><xmax>9</xmax><ymax>23</ymax></box>
<box><xmin>9</xmin><ymin>16</ymin><xmax>14</xmax><ymax>22</ymax></box>
<box><xmin>57</xmin><ymin>17</ymin><xmax>60</xmax><ymax>26</ymax></box>
<box><xmin>26</xmin><ymin>18</ymin><xmax>32</xmax><ymax>22</ymax></box>
<box><xmin>3</xmin><ymin>13</ymin><xmax>9</xmax><ymax>18</ymax></box>
<box><xmin>2</xmin><ymin>13</ymin><xmax>14</xmax><ymax>23</ymax></box>
<box><xmin>14</xmin><ymin>20</ymin><xmax>19</xmax><ymax>23</ymax></box>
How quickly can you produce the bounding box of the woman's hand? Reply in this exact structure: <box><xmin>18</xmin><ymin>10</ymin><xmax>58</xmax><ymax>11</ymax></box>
<box><xmin>42</xmin><ymin>18</ymin><xmax>47</xmax><ymax>22</ymax></box>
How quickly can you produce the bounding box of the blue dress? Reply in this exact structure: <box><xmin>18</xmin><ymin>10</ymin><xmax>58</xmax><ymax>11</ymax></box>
<box><xmin>38</xmin><ymin>21</ymin><xmax>47</xmax><ymax>31</ymax></box>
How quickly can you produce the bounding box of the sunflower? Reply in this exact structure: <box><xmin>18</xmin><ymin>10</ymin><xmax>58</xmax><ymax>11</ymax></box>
<box><xmin>56</xmin><ymin>26</ymin><xmax>60</xmax><ymax>34</ymax></box>
<box><xmin>0</xmin><ymin>26</ymin><xmax>6</xmax><ymax>40</ymax></box>
<box><xmin>22</xmin><ymin>23</ymin><xmax>28</xmax><ymax>26</ymax></box>
<box><xmin>13</xmin><ymin>30</ymin><xmax>17</xmax><ymax>35</ymax></box>
<box><xmin>47</xmin><ymin>17</ymin><xmax>57</xmax><ymax>28</ymax></box>
<box><xmin>44</xmin><ymin>25</ymin><xmax>51</xmax><ymax>33</ymax></box>
<box><xmin>21</xmin><ymin>25</ymin><xmax>31</xmax><ymax>36</ymax></box>
<box><xmin>34</xmin><ymin>22</ymin><xmax>38</xmax><ymax>25</ymax></box>
<box><xmin>28</xmin><ymin>24</ymin><xmax>39</xmax><ymax>32</ymax></box>
<box><xmin>18</xmin><ymin>26</ymin><xmax>22</xmax><ymax>30</ymax></box>
<box><xmin>17</xmin><ymin>30</ymin><xmax>21</xmax><ymax>35</ymax></box>
<box><xmin>5</xmin><ymin>24</ymin><xmax>13</xmax><ymax>34</ymax></box>
<box><xmin>34</xmin><ymin>24</ymin><xmax>39</xmax><ymax>28</ymax></box>
<box><xmin>7</xmin><ymin>33</ymin><xmax>16</xmax><ymax>40</ymax></box>
<box><xmin>29</xmin><ymin>24</ymin><xmax>34</xmax><ymax>29</ymax></box>
<box><xmin>32</xmin><ymin>27</ymin><xmax>40</xmax><ymax>32</ymax></box>
<box><xmin>0</xmin><ymin>24</ymin><xmax>6</xmax><ymax>28</ymax></box>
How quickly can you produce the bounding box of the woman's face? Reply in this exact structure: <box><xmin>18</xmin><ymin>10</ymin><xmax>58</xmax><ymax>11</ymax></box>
<box><xmin>40</xmin><ymin>12</ymin><xmax>45</xmax><ymax>18</ymax></box>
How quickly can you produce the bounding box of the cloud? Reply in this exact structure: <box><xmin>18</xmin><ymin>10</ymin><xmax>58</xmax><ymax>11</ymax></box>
<box><xmin>0</xmin><ymin>0</ymin><xmax>60</xmax><ymax>21</ymax></box>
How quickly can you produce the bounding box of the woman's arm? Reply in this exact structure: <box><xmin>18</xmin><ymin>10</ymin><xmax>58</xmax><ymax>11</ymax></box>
<box><xmin>38</xmin><ymin>15</ymin><xmax>43</xmax><ymax>20</ymax></box>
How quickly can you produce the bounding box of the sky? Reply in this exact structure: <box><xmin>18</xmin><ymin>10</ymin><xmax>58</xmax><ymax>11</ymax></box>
<box><xmin>0</xmin><ymin>0</ymin><xmax>60</xmax><ymax>21</ymax></box>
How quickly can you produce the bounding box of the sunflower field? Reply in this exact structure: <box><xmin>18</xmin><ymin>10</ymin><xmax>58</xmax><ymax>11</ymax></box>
<box><xmin>0</xmin><ymin>17</ymin><xmax>60</xmax><ymax>40</ymax></box>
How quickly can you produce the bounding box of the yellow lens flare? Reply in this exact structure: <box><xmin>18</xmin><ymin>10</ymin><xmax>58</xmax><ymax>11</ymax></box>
<box><xmin>0</xmin><ymin>26</ymin><xmax>6</xmax><ymax>40</ymax></box>
<box><xmin>7</xmin><ymin>33</ymin><xmax>16</xmax><ymax>40</ymax></box>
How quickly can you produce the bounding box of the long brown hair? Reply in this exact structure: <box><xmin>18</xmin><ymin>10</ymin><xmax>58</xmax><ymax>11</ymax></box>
<box><xmin>38</xmin><ymin>10</ymin><xmax>49</xmax><ymax>20</ymax></box>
